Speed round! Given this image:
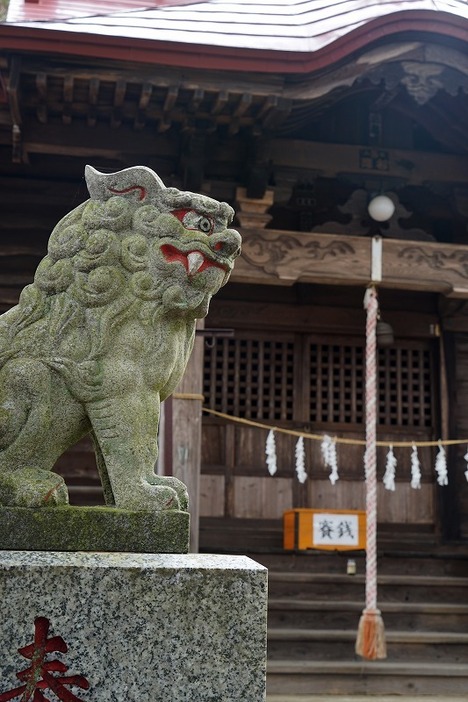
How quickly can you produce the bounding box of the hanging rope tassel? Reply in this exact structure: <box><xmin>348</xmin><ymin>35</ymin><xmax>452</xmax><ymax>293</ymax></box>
<box><xmin>356</xmin><ymin>285</ymin><xmax>386</xmax><ymax>661</ymax></box>
<box><xmin>411</xmin><ymin>443</ymin><xmax>422</xmax><ymax>489</ymax></box>
<box><xmin>321</xmin><ymin>434</ymin><xmax>339</xmax><ymax>485</ymax></box>
<box><xmin>383</xmin><ymin>445</ymin><xmax>397</xmax><ymax>491</ymax></box>
<box><xmin>328</xmin><ymin>438</ymin><xmax>339</xmax><ymax>485</ymax></box>
<box><xmin>295</xmin><ymin>436</ymin><xmax>307</xmax><ymax>484</ymax></box>
<box><xmin>320</xmin><ymin>434</ymin><xmax>331</xmax><ymax>466</ymax></box>
<box><xmin>265</xmin><ymin>429</ymin><xmax>277</xmax><ymax>476</ymax></box>
<box><xmin>435</xmin><ymin>440</ymin><xmax>448</xmax><ymax>486</ymax></box>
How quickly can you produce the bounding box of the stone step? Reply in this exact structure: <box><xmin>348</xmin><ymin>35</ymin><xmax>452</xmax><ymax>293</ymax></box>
<box><xmin>266</xmin><ymin>660</ymin><xmax>468</xmax><ymax>696</ymax></box>
<box><xmin>267</xmin><ymin>627</ymin><xmax>468</xmax><ymax>662</ymax></box>
<box><xmin>268</xmin><ymin>571</ymin><xmax>468</xmax><ymax>602</ymax></box>
<box><xmin>254</xmin><ymin>550</ymin><xmax>468</xmax><ymax>577</ymax></box>
<box><xmin>268</xmin><ymin>598</ymin><xmax>468</xmax><ymax>632</ymax></box>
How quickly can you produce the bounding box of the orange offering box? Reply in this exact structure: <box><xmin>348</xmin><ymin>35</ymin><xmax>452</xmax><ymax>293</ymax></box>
<box><xmin>283</xmin><ymin>508</ymin><xmax>366</xmax><ymax>551</ymax></box>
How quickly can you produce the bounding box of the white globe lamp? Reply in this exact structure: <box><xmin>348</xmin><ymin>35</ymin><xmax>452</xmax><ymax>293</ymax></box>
<box><xmin>367</xmin><ymin>194</ymin><xmax>395</xmax><ymax>222</ymax></box>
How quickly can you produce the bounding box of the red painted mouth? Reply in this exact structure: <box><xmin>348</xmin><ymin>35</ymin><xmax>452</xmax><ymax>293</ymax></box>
<box><xmin>161</xmin><ymin>244</ymin><xmax>227</xmax><ymax>276</ymax></box>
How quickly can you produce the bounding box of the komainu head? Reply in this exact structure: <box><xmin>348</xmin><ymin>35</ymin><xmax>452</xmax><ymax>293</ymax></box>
<box><xmin>34</xmin><ymin>165</ymin><xmax>241</xmax><ymax>318</ymax></box>
<box><xmin>0</xmin><ymin>166</ymin><xmax>241</xmax><ymax>394</ymax></box>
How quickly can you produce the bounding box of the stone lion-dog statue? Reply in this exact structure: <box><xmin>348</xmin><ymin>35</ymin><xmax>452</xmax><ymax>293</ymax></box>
<box><xmin>0</xmin><ymin>166</ymin><xmax>241</xmax><ymax>511</ymax></box>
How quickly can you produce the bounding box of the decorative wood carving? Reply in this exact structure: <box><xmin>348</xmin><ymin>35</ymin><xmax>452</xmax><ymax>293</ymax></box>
<box><xmin>364</xmin><ymin>60</ymin><xmax>468</xmax><ymax>106</ymax></box>
<box><xmin>238</xmin><ymin>230</ymin><xmax>360</xmax><ymax>281</ymax></box>
<box><xmin>232</xmin><ymin>229</ymin><xmax>468</xmax><ymax>297</ymax></box>
<box><xmin>384</xmin><ymin>238</ymin><xmax>468</xmax><ymax>297</ymax></box>
<box><xmin>244</xmin><ymin>235</ymin><xmax>355</xmax><ymax>275</ymax></box>
<box><xmin>397</xmin><ymin>246</ymin><xmax>468</xmax><ymax>279</ymax></box>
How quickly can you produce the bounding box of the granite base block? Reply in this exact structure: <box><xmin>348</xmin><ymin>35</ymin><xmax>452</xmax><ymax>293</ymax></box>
<box><xmin>0</xmin><ymin>551</ymin><xmax>267</xmax><ymax>701</ymax></box>
<box><xmin>0</xmin><ymin>505</ymin><xmax>189</xmax><ymax>553</ymax></box>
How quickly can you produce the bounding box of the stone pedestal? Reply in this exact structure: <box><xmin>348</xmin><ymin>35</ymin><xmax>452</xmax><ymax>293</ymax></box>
<box><xmin>0</xmin><ymin>551</ymin><xmax>267</xmax><ymax>701</ymax></box>
<box><xmin>0</xmin><ymin>506</ymin><xmax>189</xmax><ymax>553</ymax></box>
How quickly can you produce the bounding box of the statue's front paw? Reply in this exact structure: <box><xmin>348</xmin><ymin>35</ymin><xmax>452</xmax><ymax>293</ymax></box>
<box><xmin>0</xmin><ymin>468</ymin><xmax>69</xmax><ymax>508</ymax></box>
<box><xmin>150</xmin><ymin>476</ymin><xmax>189</xmax><ymax>511</ymax></box>
<box><xmin>115</xmin><ymin>483</ymin><xmax>182</xmax><ymax>512</ymax></box>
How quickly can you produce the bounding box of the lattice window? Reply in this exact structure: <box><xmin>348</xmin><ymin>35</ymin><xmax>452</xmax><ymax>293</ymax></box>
<box><xmin>310</xmin><ymin>343</ymin><xmax>364</xmax><ymax>424</ymax></box>
<box><xmin>204</xmin><ymin>333</ymin><xmax>434</xmax><ymax>429</ymax></box>
<box><xmin>309</xmin><ymin>341</ymin><xmax>434</xmax><ymax>428</ymax></box>
<box><xmin>203</xmin><ymin>336</ymin><xmax>295</xmax><ymax>421</ymax></box>
<box><xmin>378</xmin><ymin>346</ymin><xmax>433</xmax><ymax>428</ymax></box>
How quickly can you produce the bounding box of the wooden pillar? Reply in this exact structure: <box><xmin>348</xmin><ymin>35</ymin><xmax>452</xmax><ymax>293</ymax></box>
<box><xmin>171</xmin><ymin>321</ymin><xmax>205</xmax><ymax>552</ymax></box>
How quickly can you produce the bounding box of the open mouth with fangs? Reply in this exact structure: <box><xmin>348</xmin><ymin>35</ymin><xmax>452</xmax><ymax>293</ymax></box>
<box><xmin>161</xmin><ymin>244</ymin><xmax>228</xmax><ymax>276</ymax></box>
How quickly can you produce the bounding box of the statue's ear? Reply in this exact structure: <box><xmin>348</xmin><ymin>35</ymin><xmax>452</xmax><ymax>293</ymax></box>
<box><xmin>85</xmin><ymin>165</ymin><xmax>166</xmax><ymax>203</ymax></box>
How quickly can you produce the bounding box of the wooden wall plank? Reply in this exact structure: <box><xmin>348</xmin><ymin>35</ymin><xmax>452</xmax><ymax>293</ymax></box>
<box><xmin>200</xmin><ymin>475</ymin><xmax>225</xmax><ymax>517</ymax></box>
<box><xmin>233</xmin><ymin>476</ymin><xmax>293</xmax><ymax>519</ymax></box>
<box><xmin>198</xmin><ymin>475</ymin><xmax>435</xmax><ymax>523</ymax></box>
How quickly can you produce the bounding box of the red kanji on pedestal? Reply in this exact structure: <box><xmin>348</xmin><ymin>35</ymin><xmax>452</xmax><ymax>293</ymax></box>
<box><xmin>0</xmin><ymin>617</ymin><xmax>90</xmax><ymax>701</ymax></box>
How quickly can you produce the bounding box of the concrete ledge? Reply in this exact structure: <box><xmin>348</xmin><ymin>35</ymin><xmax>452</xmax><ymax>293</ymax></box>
<box><xmin>0</xmin><ymin>551</ymin><xmax>267</xmax><ymax>701</ymax></box>
<box><xmin>0</xmin><ymin>505</ymin><xmax>189</xmax><ymax>553</ymax></box>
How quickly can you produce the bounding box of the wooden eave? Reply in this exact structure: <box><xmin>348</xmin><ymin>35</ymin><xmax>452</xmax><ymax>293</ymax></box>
<box><xmin>1</xmin><ymin>43</ymin><xmax>467</xmax><ymax>164</ymax></box>
<box><xmin>0</xmin><ymin>53</ymin><xmax>293</xmax><ymax>150</ymax></box>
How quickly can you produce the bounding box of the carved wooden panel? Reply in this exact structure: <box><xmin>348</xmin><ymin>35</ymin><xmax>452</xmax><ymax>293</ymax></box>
<box><xmin>231</xmin><ymin>229</ymin><xmax>468</xmax><ymax>298</ymax></box>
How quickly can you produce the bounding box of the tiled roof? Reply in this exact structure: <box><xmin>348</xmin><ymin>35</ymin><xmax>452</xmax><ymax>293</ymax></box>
<box><xmin>6</xmin><ymin>0</ymin><xmax>468</xmax><ymax>52</ymax></box>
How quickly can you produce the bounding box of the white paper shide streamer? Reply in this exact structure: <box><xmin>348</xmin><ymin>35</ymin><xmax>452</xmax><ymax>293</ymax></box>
<box><xmin>383</xmin><ymin>445</ymin><xmax>397</xmax><ymax>491</ymax></box>
<box><xmin>295</xmin><ymin>436</ymin><xmax>307</xmax><ymax>484</ymax></box>
<box><xmin>265</xmin><ymin>429</ymin><xmax>277</xmax><ymax>476</ymax></box>
<box><xmin>435</xmin><ymin>441</ymin><xmax>448</xmax><ymax>486</ymax></box>
<box><xmin>411</xmin><ymin>443</ymin><xmax>422</xmax><ymax>489</ymax></box>
<box><xmin>321</xmin><ymin>434</ymin><xmax>339</xmax><ymax>485</ymax></box>
<box><xmin>465</xmin><ymin>446</ymin><xmax>468</xmax><ymax>483</ymax></box>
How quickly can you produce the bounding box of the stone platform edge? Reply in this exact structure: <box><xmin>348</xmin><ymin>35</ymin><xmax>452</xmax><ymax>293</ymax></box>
<box><xmin>0</xmin><ymin>505</ymin><xmax>189</xmax><ymax>553</ymax></box>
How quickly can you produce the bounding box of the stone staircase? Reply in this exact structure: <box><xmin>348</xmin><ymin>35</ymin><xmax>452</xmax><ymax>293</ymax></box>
<box><xmin>253</xmin><ymin>546</ymin><xmax>468</xmax><ymax>696</ymax></box>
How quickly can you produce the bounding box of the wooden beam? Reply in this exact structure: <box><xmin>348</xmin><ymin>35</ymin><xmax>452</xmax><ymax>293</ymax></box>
<box><xmin>232</xmin><ymin>228</ymin><xmax>468</xmax><ymax>298</ymax></box>
<box><xmin>270</xmin><ymin>139</ymin><xmax>468</xmax><ymax>186</ymax></box>
<box><xmin>62</xmin><ymin>75</ymin><xmax>74</xmax><ymax>125</ymax></box>
<box><xmin>211</xmin><ymin>90</ymin><xmax>228</xmax><ymax>115</ymax></box>
<box><xmin>0</xmin><ymin>122</ymin><xmax>177</xmax><ymax>161</ymax></box>
<box><xmin>134</xmin><ymin>82</ymin><xmax>153</xmax><ymax>130</ymax></box>
<box><xmin>207</xmin><ymin>298</ymin><xmax>437</xmax><ymax>339</ymax></box>
<box><xmin>111</xmin><ymin>79</ymin><xmax>126</xmax><ymax>129</ymax></box>
<box><xmin>190</xmin><ymin>88</ymin><xmax>204</xmax><ymax>112</ymax></box>
<box><xmin>6</xmin><ymin>57</ymin><xmax>23</xmax><ymax>163</ymax></box>
<box><xmin>87</xmin><ymin>77</ymin><xmax>100</xmax><ymax>127</ymax></box>
<box><xmin>257</xmin><ymin>95</ymin><xmax>277</xmax><ymax>120</ymax></box>
<box><xmin>35</xmin><ymin>73</ymin><xmax>48</xmax><ymax>124</ymax></box>
<box><xmin>233</xmin><ymin>93</ymin><xmax>252</xmax><ymax>118</ymax></box>
<box><xmin>163</xmin><ymin>85</ymin><xmax>179</xmax><ymax>113</ymax></box>
<box><xmin>6</xmin><ymin>56</ymin><xmax>21</xmax><ymax>125</ymax></box>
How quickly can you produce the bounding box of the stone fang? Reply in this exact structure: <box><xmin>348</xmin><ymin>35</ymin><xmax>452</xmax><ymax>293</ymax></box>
<box><xmin>187</xmin><ymin>251</ymin><xmax>205</xmax><ymax>274</ymax></box>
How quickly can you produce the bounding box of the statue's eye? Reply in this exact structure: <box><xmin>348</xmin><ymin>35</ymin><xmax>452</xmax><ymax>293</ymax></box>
<box><xmin>198</xmin><ymin>216</ymin><xmax>212</xmax><ymax>234</ymax></box>
<box><xmin>171</xmin><ymin>209</ymin><xmax>214</xmax><ymax>234</ymax></box>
